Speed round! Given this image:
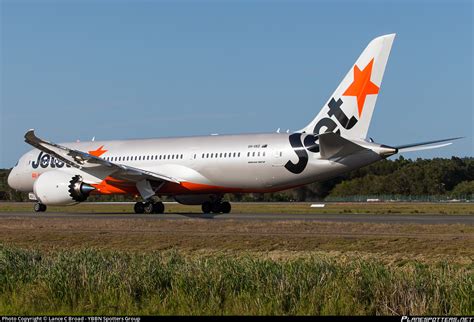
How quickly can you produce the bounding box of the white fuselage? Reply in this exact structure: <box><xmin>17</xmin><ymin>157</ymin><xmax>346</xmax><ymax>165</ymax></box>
<box><xmin>8</xmin><ymin>132</ymin><xmax>384</xmax><ymax>196</ymax></box>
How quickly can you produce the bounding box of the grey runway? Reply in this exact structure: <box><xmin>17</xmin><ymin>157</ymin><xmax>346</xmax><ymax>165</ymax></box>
<box><xmin>0</xmin><ymin>212</ymin><xmax>473</xmax><ymax>225</ymax></box>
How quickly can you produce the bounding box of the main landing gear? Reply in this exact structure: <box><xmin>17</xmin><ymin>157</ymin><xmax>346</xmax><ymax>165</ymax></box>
<box><xmin>134</xmin><ymin>201</ymin><xmax>164</xmax><ymax>214</ymax></box>
<box><xmin>201</xmin><ymin>201</ymin><xmax>231</xmax><ymax>214</ymax></box>
<box><xmin>34</xmin><ymin>202</ymin><xmax>47</xmax><ymax>212</ymax></box>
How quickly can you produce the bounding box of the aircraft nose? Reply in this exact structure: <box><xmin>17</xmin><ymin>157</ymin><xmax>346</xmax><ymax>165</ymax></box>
<box><xmin>7</xmin><ymin>167</ymin><xmax>19</xmax><ymax>190</ymax></box>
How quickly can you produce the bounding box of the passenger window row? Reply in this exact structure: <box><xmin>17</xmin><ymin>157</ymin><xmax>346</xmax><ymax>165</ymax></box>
<box><xmin>104</xmin><ymin>154</ymin><xmax>184</xmax><ymax>162</ymax></box>
<box><xmin>247</xmin><ymin>151</ymin><xmax>266</xmax><ymax>157</ymax></box>
<box><xmin>200</xmin><ymin>152</ymin><xmax>241</xmax><ymax>159</ymax></box>
<box><xmin>102</xmin><ymin>149</ymin><xmax>266</xmax><ymax>163</ymax></box>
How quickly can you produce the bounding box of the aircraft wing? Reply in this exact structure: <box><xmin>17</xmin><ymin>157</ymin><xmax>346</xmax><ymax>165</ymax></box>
<box><xmin>24</xmin><ymin>129</ymin><xmax>180</xmax><ymax>184</ymax></box>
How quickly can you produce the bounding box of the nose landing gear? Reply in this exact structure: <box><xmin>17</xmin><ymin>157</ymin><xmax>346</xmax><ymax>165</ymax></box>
<box><xmin>34</xmin><ymin>202</ymin><xmax>47</xmax><ymax>212</ymax></box>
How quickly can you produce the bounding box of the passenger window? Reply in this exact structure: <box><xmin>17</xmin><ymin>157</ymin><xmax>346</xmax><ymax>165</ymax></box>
<box><xmin>181</xmin><ymin>154</ymin><xmax>183</xmax><ymax>159</ymax></box>
<box><xmin>247</xmin><ymin>152</ymin><xmax>250</xmax><ymax>157</ymax></box>
<box><xmin>252</xmin><ymin>152</ymin><xmax>255</xmax><ymax>157</ymax></box>
<box><xmin>258</xmin><ymin>152</ymin><xmax>260</xmax><ymax>157</ymax></box>
<box><xmin>263</xmin><ymin>152</ymin><xmax>266</xmax><ymax>157</ymax></box>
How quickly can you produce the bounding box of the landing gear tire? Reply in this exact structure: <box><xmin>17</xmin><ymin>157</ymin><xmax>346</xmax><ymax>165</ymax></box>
<box><xmin>134</xmin><ymin>202</ymin><xmax>145</xmax><ymax>214</ymax></box>
<box><xmin>211</xmin><ymin>203</ymin><xmax>222</xmax><ymax>214</ymax></box>
<box><xmin>220</xmin><ymin>201</ymin><xmax>231</xmax><ymax>214</ymax></box>
<box><xmin>201</xmin><ymin>202</ymin><xmax>212</xmax><ymax>214</ymax></box>
<box><xmin>34</xmin><ymin>203</ymin><xmax>47</xmax><ymax>213</ymax></box>
<box><xmin>135</xmin><ymin>201</ymin><xmax>165</xmax><ymax>214</ymax></box>
<box><xmin>152</xmin><ymin>202</ymin><xmax>165</xmax><ymax>214</ymax></box>
<box><xmin>144</xmin><ymin>202</ymin><xmax>154</xmax><ymax>214</ymax></box>
<box><xmin>202</xmin><ymin>201</ymin><xmax>231</xmax><ymax>214</ymax></box>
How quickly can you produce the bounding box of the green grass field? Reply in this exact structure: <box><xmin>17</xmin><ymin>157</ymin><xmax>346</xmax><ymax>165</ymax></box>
<box><xmin>1</xmin><ymin>201</ymin><xmax>473</xmax><ymax>214</ymax></box>
<box><xmin>1</xmin><ymin>245</ymin><xmax>472</xmax><ymax>315</ymax></box>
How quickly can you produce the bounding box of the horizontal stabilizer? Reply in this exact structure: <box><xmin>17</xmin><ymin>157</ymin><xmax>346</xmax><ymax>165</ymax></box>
<box><xmin>318</xmin><ymin>132</ymin><xmax>368</xmax><ymax>159</ymax></box>
<box><xmin>395</xmin><ymin>137</ymin><xmax>463</xmax><ymax>153</ymax></box>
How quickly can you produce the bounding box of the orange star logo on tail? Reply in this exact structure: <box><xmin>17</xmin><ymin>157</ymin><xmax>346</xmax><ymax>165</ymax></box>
<box><xmin>343</xmin><ymin>58</ymin><xmax>379</xmax><ymax>117</ymax></box>
<box><xmin>88</xmin><ymin>145</ymin><xmax>108</xmax><ymax>157</ymax></box>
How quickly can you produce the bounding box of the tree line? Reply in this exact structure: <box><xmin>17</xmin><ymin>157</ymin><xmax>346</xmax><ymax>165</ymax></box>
<box><xmin>1</xmin><ymin>156</ymin><xmax>472</xmax><ymax>202</ymax></box>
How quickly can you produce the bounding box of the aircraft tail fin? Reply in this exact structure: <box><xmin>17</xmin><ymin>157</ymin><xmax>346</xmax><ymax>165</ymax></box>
<box><xmin>300</xmin><ymin>34</ymin><xmax>395</xmax><ymax>140</ymax></box>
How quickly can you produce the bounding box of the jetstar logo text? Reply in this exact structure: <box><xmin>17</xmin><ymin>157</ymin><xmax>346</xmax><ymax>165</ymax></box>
<box><xmin>32</xmin><ymin>152</ymin><xmax>69</xmax><ymax>169</ymax></box>
<box><xmin>285</xmin><ymin>59</ymin><xmax>379</xmax><ymax>174</ymax></box>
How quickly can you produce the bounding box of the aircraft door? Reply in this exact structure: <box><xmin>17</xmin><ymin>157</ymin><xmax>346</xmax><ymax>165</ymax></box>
<box><xmin>272</xmin><ymin>149</ymin><xmax>285</xmax><ymax>167</ymax></box>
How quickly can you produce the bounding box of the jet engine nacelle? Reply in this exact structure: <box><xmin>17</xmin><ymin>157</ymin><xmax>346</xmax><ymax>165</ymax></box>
<box><xmin>33</xmin><ymin>171</ymin><xmax>95</xmax><ymax>205</ymax></box>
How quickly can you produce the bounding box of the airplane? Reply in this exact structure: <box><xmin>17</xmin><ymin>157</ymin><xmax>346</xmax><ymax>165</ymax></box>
<box><xmin>7</xmin><ymin>33</ymin><xmax>461</xmax><ymax>214</ymax></box>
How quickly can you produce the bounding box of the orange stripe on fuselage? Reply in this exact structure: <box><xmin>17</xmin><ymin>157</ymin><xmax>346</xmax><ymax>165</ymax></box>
<box><xmin>91</xmin><ymin>177</ymin><xmax>138</xmax><ymax>195</ymax></box>
<box><xmin>91</xmin><ymin>177</ymin><xmax>299</xmax><ymax>196</ymax></box>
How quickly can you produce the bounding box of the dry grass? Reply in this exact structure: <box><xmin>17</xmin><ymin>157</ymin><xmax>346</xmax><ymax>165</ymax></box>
<box><xmin>0</xmin><ymin>214</ymin><xmax>472</xmax><ymax>264</ymax></box>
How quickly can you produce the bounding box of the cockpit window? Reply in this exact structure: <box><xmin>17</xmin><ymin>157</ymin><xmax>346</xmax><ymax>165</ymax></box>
<box><xmin>15</xmin><ymin>161</ymin><xmax>18</xmax><ymax>167</ymax></box>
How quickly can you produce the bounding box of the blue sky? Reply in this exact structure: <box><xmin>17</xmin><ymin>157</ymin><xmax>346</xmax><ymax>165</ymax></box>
<box><xmin>1</xmin><ymin>0</ymin><xmax>472</xmax><ymax>168</ymax></box>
